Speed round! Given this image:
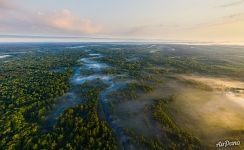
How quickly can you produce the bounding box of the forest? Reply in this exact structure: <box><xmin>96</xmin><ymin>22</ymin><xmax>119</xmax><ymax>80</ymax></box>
<box><xmin>0</xmin><ymin>45</ymin><xmax>116</xmax><ymax>149</ymax></box>
<box><xmin>1</xmin><ymin>43</ymin><xmax>244</xmax><ymax>149</ymax></box>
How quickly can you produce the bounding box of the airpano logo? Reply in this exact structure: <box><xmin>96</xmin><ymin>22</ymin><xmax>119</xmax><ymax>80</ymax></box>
<box><xmin>216</xmin><ymin>140</ymin><xmax>240</xmax><ymax>148</ymax></box>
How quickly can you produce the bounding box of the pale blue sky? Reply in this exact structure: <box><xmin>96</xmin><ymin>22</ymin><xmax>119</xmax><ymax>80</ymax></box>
<box><xmin>1</xmin><ymin>0</ymin><xmax>244</xmax><ymax>43</ymax></box>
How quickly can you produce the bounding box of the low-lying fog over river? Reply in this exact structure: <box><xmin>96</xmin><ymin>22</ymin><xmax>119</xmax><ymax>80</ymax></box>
<box><xmin>166</xmin><ymin>76</ymin><xmax>244</xmax><ymax>146</ymax></box>
<box><xmin>109</xmin><ymin>74</ymin><xmax>244</xmax><ymax>149</ymax></box>
<box><xmin>1</xmin><ymin>43</ymin><xmax>244</xmax><ymax>149</ymax></box>
<box><xmin>0</xmin><ymin>55</ymin><xmax>11</xmax><ymax>59</ymax></box>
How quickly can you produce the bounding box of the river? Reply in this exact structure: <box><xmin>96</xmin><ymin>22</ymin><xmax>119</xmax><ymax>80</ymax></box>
<box><xmin>46</xmin><ymin>50</ymin><xmax>132</xmax><ymax>149</ymax></box>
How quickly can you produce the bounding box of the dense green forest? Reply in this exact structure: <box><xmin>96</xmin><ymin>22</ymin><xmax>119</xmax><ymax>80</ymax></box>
<box><xmin>0</xmin><ymin>47</ymin><xmax>117</xmax><ymax>149</ymax></box>
<box><xmin>1</xmin><ymin>44</ymin><xmax>244</xmax><ymax>149</ymax></box>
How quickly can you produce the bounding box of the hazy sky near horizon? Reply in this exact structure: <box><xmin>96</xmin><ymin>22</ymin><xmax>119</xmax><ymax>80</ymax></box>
<box><xmin>0</xmin><ymin>0</ymin><xmax>244</xmax><ymax>43</ymax></box>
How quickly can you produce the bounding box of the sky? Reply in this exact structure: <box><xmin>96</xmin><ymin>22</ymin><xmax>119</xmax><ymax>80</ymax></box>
<box><xmin>0</xmin><ymin>0</ymin><xmax>244</xmax><ymax>43</ymax></box>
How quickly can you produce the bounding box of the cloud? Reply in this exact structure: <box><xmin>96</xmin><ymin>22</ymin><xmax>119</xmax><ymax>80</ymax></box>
<box><xmin>0</xmin><ymin>0</ymin><xmax>17</xmax><ymax>11</ymax></box>
<box><xmin>0</xmin><ymin>1</ymin><xmax>103</xmax><ymax>35</ymax></box>
<box><xmin>220</xmin><ymin>0</ymin><xmax>244</xmax><ymax>8</ymax></box>
<box><xmin>39</xmin><ymin>9</ymin><xmax>103</xmax><ymax>34</ymax></box>
<box><xmin>179</xmin><ymin>13</ymin><xmax>244</xmax><ymax>42</ymax></box>
<box><xmin>192</xmin><ymin>12</ymin><xmax>244</xmax><ymax>29</ymax></box>
<box><xmin>0</xmin><ymin>0</ymin><xmax>10</xmax><ymax>9</ymax></box>
<box><xmin>45</xmin><ymin>9</ymin><xmax>102</xmax><ymax>33</ymax></box>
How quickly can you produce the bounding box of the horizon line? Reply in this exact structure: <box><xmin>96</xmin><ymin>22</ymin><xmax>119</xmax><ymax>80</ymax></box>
<box><xmin>0</xmin><ymin>34</ymin><xmax>244</xmax><ymax>46</ymax></box>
